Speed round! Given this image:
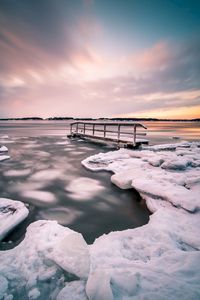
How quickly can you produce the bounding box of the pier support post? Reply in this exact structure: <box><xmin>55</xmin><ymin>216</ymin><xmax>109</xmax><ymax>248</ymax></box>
<box><xmin>133</xmin><ymin>125</ymin><xmax>136</xmax><ymax>146</ymax></box>
<box><xmin>117</xmin><ymin>124</ymin><xmax>121</xmax><ymax>142</ymax></box>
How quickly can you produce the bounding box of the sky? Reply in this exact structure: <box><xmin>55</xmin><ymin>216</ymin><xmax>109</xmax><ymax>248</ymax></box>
<box><xmin>0</xmin><ymin>0</ymin><xmax>200</xmax><ymax>119</ymax></box>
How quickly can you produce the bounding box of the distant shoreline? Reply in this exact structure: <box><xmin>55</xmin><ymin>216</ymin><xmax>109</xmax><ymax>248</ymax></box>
<box><xmin>0</xmin><ymin>117</ymin><xmax>199</xmax><ymax>122</ymax></box>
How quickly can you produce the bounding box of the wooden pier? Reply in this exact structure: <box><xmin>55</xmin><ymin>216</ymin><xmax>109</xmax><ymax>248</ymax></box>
<box><xmin>67</xmin><ymin>121</ymin><xmax>148</xmax><ymax>148</ymax></box>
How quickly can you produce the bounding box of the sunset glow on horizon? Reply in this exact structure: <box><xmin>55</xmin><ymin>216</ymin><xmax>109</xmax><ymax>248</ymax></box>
<box><xmin>0</xmin><ymin>0</ymin><xmax>200</xmax><ymax>119</ymax></box>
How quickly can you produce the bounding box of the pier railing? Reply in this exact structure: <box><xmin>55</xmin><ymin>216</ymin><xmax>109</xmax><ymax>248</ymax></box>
<box><xmin>68</xmin><ymin>121</ymin><xmax>147</xmax><ymax>147</ymax></box>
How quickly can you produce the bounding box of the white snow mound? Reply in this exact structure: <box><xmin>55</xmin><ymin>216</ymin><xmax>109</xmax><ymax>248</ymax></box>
<box><xmin>0</xmin><ymin>198</ymin><xmax>29</xmax><ymax>241</ymax></box>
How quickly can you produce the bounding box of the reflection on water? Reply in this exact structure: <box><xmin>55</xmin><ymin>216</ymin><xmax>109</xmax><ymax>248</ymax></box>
<box><xmin>0</xmin><ymin>120</ymin><xmax>199</xmax><ymax>248</ymax></box>
<box><xmin>0</xmin><ymin>133</ymin><xmax>149</xmax><ymax>248</ymax></box>
<box><xmin>142</xmin><ymin>121</ymin><xmax>200</xmax><ymax>144</ymax></box>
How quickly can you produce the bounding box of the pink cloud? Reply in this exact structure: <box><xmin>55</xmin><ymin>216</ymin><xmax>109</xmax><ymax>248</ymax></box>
<box><xmin>129</xmin><ymin>41</ymin><xmax>173</xmax><ymax>73</ymax></box>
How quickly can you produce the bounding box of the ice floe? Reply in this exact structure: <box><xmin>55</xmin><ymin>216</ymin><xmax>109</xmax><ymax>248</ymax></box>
<box><xmin>3</xmin><ymin>169</ymin><xmax>31</xmax><ymax>177</ymax></box>
<box><xmin>0</xmin><ymin>198</ymin><xmax>29</xmax><ymax>241</ymax></box>
<box><xmin>0</xmin><ymin>155</ymin><xmax>10</xmax><ymax>162</ymax></box>
<box><xmin>65</xmin><ymin>177</ymin><xmax>105</xmax><ymax>200</ymax></box>
<box><xmin>21</xmin><ymin>190</ymin><xmax>57</xmax><ymax>204</ymax></box>
<box><xmin>37</xmin><ymin>207</ymin><xmax>83</xmax><ymax>225</ymax></box>
<box><xmin>30</xmin><ymin>169</ymin><xmax>62</xmax><ymax>181</ymax></box>
<box><xmin>0</xmin><ymin>220</ymin><xmax>89</xmax><ymax>299</ymax></box>
<box><xmin>0</xmin><ymin>145</ymin><xmax>8</xmax><ymax>152</ymax></box>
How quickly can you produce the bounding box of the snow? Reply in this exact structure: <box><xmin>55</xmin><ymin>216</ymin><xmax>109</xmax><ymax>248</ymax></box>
<box><xmin>87</xmin><ymin>208</ymin><xmax>200</xmax><ymax>300</ymax></box>
<box><xmin>0</xmin><ymin>220</ymin><xmax>89</xmax><ymax>300</ymax></box>
<box><xmin>0</xmin><ymin>145</ymin><xmax>8</xmax><ymax>152</ymax></box>
<box><xmin>0</xmin><ymin>198</ymin><xmax>29</xmax><ymax>241</ymax></box>
<box><xmin>81</xmin><ymin>141</ymin><xmax>200</xmax><ymax>299</ymax></box>
<box><xmin>65</xmin><ymin>177</ymin><xmax>105</xmax><ymax>200</ymax></box>
<box><xmin>56</xmin><ymin>281</ymin><xmax>88</xmax><ymax>300</ymax></box>
<box><xmin>82</xmin><ymin>141</ymin><xmax>200</xmax><ymax>212</ymax></box>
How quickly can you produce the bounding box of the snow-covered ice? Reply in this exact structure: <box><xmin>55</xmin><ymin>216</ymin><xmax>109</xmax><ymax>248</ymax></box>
<box><xmin>0</xmin><ymin>220</ymin><xmax>89</xmax><ymax>299</ymax></box>
<box><xmin>0</xmin><ymin>198</ymin><xmax>29</xmax><ymax>241</ymax></box>
<box><xmin>65</xmin><ymin>177</ymin><xmax>105</xmax><ymax>200</ymax></box>
<box><xmin>56</xmin><ymin>281</ymin><xmax>88</xmax><ymax>300</ymax></box>
<box><xmin>82</xmin><ymin>141</ymin><xmax>200</xmax><ymax>212</ymax></box>
<box><xmin>0</xmin><ymin>145</ymin><xmax>8</xmax><ymax>152</ymax></box>
<box><xmin>0</xmin><ymin>155</ymin><xmax>10</xmax><ymax>162</ymax></box>
<box><xmin>1</xmin><ymin>141</ymin><xmax>200</xmax><ymax>299</ymax></box>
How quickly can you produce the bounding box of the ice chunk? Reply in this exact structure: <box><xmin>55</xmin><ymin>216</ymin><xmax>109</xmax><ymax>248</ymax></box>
<box><xmin>0</xmin><ymin>220</ymin><xmax>89</xmax><ymax>299</ymax></box>
<box><xmin>65</xmin><ymin>177</ymin><xmax>105</xmax><ymax>200</ymax></box>
<box><xmin>56</xmin><ymin>281</ymin><xmax>87</xmax><ymax>300</ymax></box>
<box><xmin>51</xmin><ymin>233</ymin><xmax>90</xmax><ymax>278</ymax></box>
<box><xmin>0</xmin><ymin>155</ymin><xmax>10</xmax><ymax>162</ymax></box>
<box><xmin>142</xmin><ymin>141</ymin><xmax>191</xmax><ymax>151</ymax></box>
<box><xmin>161</xmin><ymin>157</ymin><xmax>191</xmax><ymax>170</ymax></box>
<box><xmin>3</xmin><ymin>169</ymin><xmax>31</xmax><ymax>177</ymax></box>
<box><xmin>56</xmin><ymin>141</ymin><xmax>69</xmax><ymax>145</ymax></box>
<box><xmin>131</xmin><ymin>178</ymin><xmax>199</xmax><ymax>212</ymax></box>
<box><xmin>0</xmin><ymin>135</ymin><xmax>9</xmax><ymax>139</ymax></box>
<box><xmin>0</xmin><ymin>198</ymin><xmax>29</xmax><ymax>241</ymax></box>
<box><xmin>31</xmin><ymin>169</ymin><xmax>62</xmax><ymax>181</ymax></box>
<box><xmin>0</xmin><ymin>275</ymin><xmax>8</xmax><ymax>298</ymax></box>
<box><xmin>21</xmin><ymin>190</ymin><xmax>56</xmax><ymax>204</ymax></box>
<box><xmin>28</xmin><ymin>288</ymin><xmax>40</xmax><ymax>300</ymax></box>
<box><xmin>0</xmin><ymin>145</ymin><xmax>8</xmax><ymax>152</ymax></box>
<box><xmin>86</xmin><ymin>269</ymin><xmax>113</xmax><ymax>300</ymax></box>
<box><xmin>38</xmin><ymin>207</ymin><xmax>83</xmax><ymax>225</ymax></box>
<box><xmin>145</xmin><ymin>196</ymin><xmax>173</xmax><ymax>213</ymax></box>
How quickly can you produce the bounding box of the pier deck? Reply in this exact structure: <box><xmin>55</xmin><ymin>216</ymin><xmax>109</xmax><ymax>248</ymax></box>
<box><xmin>67</xmin><ymin>121</ymin><xmax>148</xmax><ymax>147</ymax></box>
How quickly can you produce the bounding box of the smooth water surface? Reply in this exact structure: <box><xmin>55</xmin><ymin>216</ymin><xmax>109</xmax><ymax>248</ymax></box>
<box><xmin>0</xmin><ymin>120</ymin><xmax>199</xmax><ymax>248</ymax></box>
<box><xmin>0</xmin><ymin>131</ymin><xmax>149</xmax><ymax>248</ymax></box>
<box><xmin>0</xmin><ymin>120</ymin><xmax>199</xmax><ymax>143</ymax></box>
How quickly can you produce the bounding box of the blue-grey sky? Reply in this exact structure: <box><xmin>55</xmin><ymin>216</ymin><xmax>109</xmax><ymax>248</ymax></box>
<box><xmin>0</xmin><ymin>0</ymin><xmax>200</xmax><ymax>118</ymax></box>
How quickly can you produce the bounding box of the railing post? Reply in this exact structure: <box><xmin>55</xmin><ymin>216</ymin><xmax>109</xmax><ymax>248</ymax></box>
<box><xmin>117</xmin><ymin>124</ymin><xmax>120</xmax><ymax>142</ymax></box>
<box><xmin>76</xmin><ymin>123</ymin><xmax>79</xmax><ymax>133</ymax></box>
<box><xmin>93</xmin><ymin>124</ymin><xmax>95</xmax><ymax>135</ymax></box>
<box><xmin>133</xmin><ymin>124</ymin><xmax>136</xmax><ymax>146</ymax></box>
<box><xmin>70</xmin><ymin>123</ymin><xmax>72</xmax><ymax>134</ymax></box>
<box><xmin>83</xmin><ymin>123</ymin><xmax>86</xmax><ymax>134</ymax></box>
<box><xmin>104</xmin><ymin>124</ymin><xmax>106</xmax><ymax>137</ymax></box>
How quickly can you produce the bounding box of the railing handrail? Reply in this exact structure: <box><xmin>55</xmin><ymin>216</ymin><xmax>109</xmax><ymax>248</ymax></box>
<box><xmin>70</xmin><ymin>121</ymin><xmax>147</xmax><ymax>129</ymax></box>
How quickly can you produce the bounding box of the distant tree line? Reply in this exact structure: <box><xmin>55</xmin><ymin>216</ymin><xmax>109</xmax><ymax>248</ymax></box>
<box><xmin>0</xmin><ymin>117</ymin><xmax>199</xmax><ymax>122</ymax></box>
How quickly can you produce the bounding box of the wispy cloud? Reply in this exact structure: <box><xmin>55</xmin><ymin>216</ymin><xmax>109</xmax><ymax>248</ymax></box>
<box><xmin>0</xmin><ymin>0</ymin><xmax>199</xmax><ymax>118</ymax></box>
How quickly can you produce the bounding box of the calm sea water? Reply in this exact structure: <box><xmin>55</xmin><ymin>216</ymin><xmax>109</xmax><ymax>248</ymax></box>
<box><xmin>0</xmin><ymin>122</ymin><xmax>150</xmax><ymax>248</ymax></box>
<box><xmin>0</xmin><ymin>120</ymin><xmax>199</xmax><ymax>248</ymax></box>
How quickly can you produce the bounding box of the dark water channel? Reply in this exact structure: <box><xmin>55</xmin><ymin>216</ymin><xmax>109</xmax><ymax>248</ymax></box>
<box><xmin>0</xmin><ymin>133</ymin><xmax>150</xmax><ymax>248</ymax></box>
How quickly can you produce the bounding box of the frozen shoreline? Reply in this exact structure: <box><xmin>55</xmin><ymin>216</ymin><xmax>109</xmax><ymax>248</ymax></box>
<box><xmin>0</xmin><ymin>141</ymin><xmax>200</xmax><ymax>299</ymax></box>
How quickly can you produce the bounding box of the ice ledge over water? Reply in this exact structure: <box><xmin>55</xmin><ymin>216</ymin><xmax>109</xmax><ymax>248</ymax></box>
<box><xmin>82</xmin><ymin>141</ymin><xmax>200</xmax><ymax>212</ymax></box>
